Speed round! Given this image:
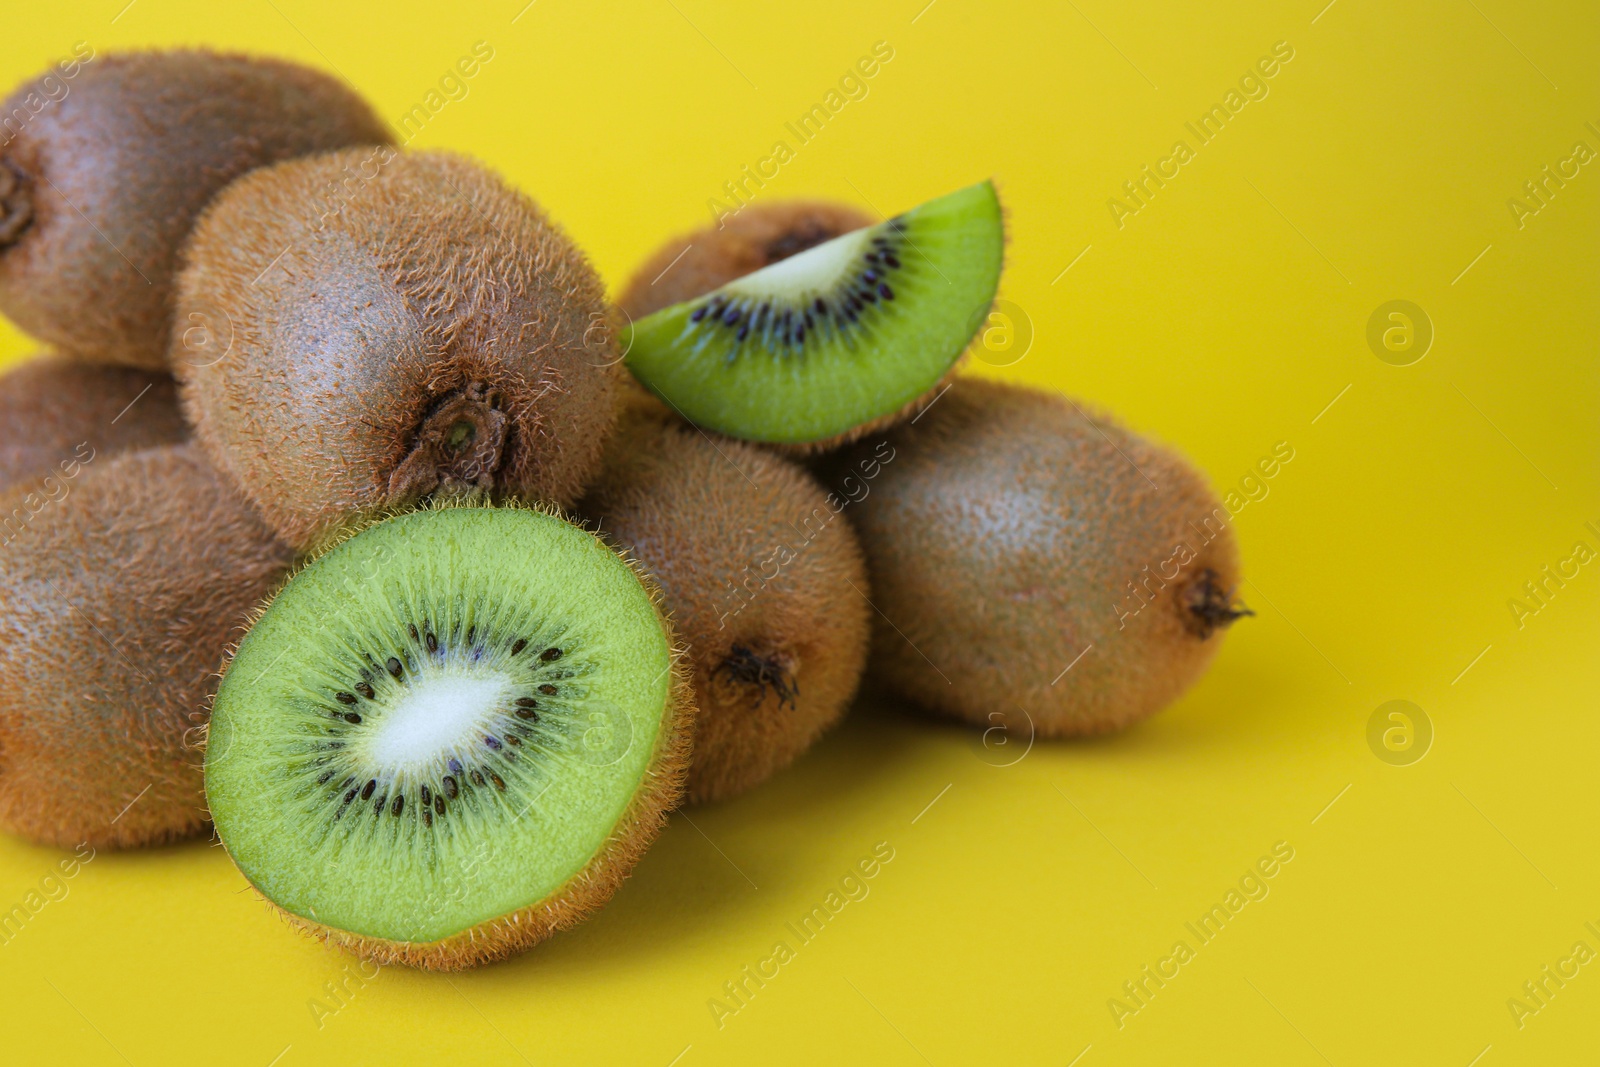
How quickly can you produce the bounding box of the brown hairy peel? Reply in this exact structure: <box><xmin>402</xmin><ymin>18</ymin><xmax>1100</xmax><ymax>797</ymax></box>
<box><xmin>832</xmin><ymin>378</ymin><xmax>1248</xmax><ymax>737</ymax></box>
<box><xmin>576</xmin><ymin>406</ymin><xmax>870</xmax><ymax>802</ymax></box>
<box><xmin>0</xmin><ymin>354</ymin><xmax>188</xmax><ymax>496</ymax></box>
<box><xmin>0</xmin><ymin>49</ymin><xmax>393</xmax><ymax>368</ymax></box>
<box><xmin>0</xmin><ymin>444</ymin><xmax>292</xmax><ymax>848</ymax></box>
<box><xmin>173</xmin><ymin>148</ymin><xmax>622</xmax><ymax>552</ymax></box>
<box><xmin>205</xmin><ymin>499</ymin><xmax>695</xmax><ymax>970</ymax></box>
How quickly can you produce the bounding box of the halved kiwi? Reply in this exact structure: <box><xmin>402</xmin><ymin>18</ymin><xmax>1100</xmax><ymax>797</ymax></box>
<box><xmin>204</xmin><ymin>505</ymin><xmax>691</xmax><ymax>970</ymax></box>
<box><xmin>623</xmin><ymin>181</ymin><xmax>1004</xmax><ymax>450</ymax></box>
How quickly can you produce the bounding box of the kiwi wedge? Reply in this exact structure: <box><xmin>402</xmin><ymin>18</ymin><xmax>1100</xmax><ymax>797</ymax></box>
<box><xmin>623</xmin><ymin>181</ymin><xmax>1004</xmax><ymax>450</ymax></box>
<box><xmin>205</xmin><ymin>505</ymin><xmax>692</xmax><ymax>970</ymax></box>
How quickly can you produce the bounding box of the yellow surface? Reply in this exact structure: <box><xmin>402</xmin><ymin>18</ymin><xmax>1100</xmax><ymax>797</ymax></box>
<box><xmin>1</xmin><ymin>2</ymin><xmax>1596</xmax><ymax>1063</ymax></box>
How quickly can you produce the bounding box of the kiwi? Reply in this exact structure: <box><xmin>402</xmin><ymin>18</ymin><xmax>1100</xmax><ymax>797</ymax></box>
<box><xmin>577</xmin><ymin>405</ymin><xmax>870</xmax><ymax>803</ymax></box>
<box><xmin>618</xmin><ymin>200</ymin><xmax>875</xmax><ymax>321</ymax></box>
<box><xmin>623</xmin><ymin>182</ymin><xmax>1004</xmax><ymax>451</ymax></box>
<box><xmin>204</xmin><ymin>505</ymin><xmax>692</xmax><ymax>970</ymax></box>
<box><xmin>174</xmin><ymin>148</ymin><xmax>621</xmax><ymax>552</ymax></box>
<box><xmin>0</xmin><ymin>354</ymin><xmax>188</xmax><ymax>495</ymax></box>
<box><xmin>0</xmin><ymin>49</ymin><xmax>393</xmax><ymax>369</ymax></box>
<box><xmin>0</xmin><ymin>444</ymin><xmax>292</xmax><ymax>848</ymax></box>
<box><xmin>835</xmin><ymin>379</ymin><xmax>1248</xmax><ymax>736</ymax></box>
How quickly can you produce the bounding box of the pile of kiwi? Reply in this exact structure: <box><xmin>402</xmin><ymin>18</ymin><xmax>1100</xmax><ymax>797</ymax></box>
<box><xmin>0</xmin><ymin>49</ymin><xmax>1249</xmax><ymax>970</ymax></box>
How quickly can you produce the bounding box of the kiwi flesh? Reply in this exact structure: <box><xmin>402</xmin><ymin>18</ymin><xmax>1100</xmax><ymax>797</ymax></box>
<box><xmin>577</xmin><ymin>405</ymin><xmax>870</xmax><ymax>803</ymax></box>
<box><xmin>0</xmin><ymin>354</ymin><xmax>188</xmax><ymax>496</ymax></box>
<box><xmin>204</xmin><ymin>505</ymin><xmax>692</xmax><ymax>970</ymax></box>
<box><xmin>0</xmin><ymin>50</ymin><xmax>393</xmax><ymax>369</ymax></box>
<box><xmin>623</xmin><ymin>182</ymin><xmax>1004</xmax><ymax>451</ymax></box>
<box><xmin>174</xmin><ymin>148</ymin><xmax>622</xmax><ymax>552</ymax></box>
<box><xmin>0</xmin><ymin>444</ymin><xmax>292</xmax><ymax>848</ymax></box>
<box><xmin>618</xmin><ymin>200</ymin><xmax>875</xmax><ymax>321</ymax></box>
<box><xmin>835</xmin><ymin>379</ymin><xmax>1248</xmax><ymax>736</ymax></box>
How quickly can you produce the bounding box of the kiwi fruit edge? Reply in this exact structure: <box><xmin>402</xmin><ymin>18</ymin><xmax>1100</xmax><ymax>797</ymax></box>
<box><xmin>0</xmin><ymin>443</ymin><xmax>293</xmax><ymax>848</ymax></box>
<box><xmin>577</xmin><ymin>403</ymin><xmax>871</xmax><ymax>803</ymax></box>
<box><xmin>0</xmin><ymin>49</ymin><xmax>395</xmax><ymax>368</ymax></box>
<box><xmin>204</xmin><ymin>501</ymin><xmax>694</xmax><ymax>970</ymax></box>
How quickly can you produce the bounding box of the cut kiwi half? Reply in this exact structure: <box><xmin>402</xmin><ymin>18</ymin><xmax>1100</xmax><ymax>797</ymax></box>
<box><xmin>204</xmin><ymin>505</ymin><xmax>692</xmax><ymax>970</ymax></box>
<box><xmin>624</xmin><ymin>181</ymin><xmax>1004</xmax><ymax>448</ymax></box>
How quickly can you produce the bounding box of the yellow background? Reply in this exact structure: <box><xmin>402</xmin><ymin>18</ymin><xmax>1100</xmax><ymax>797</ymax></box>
<box><xmin>2</xmin><ymin>1</ymin><xmax>1597</xmax><ymax>1063</ymax></box>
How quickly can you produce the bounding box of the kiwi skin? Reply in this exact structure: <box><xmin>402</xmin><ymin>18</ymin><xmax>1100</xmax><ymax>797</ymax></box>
<box><xmin>577</xmin><ymin>402</ymin><xmax>871</xmax><ymax>803</ymax></box>
<box><xmin>616</xmin><ymin>199</ymin><xmax>976</xmax><ymax>455</ymax></box>
<box><xmin>0</xmin><ymin>444</ymin><xmax>293</xmax><ymax>849</ymax></box>
<box><xmin>0</xmin><ymin>50</ymin><xmax>394</xmax><ymax>369</ymax></box>
<box><xmin>0</xmin><ymin>354</ymin><xmax>188</xmax><ymax>495</ymax></box>
<box><xmin>174</xmin><ymin>148</ymin><xmax>622</xmax><ymax>553</ymax></box>
<box><xmin>217</xmin><ymin>501</ymin><xmax>696</xmax><ymax>970</ymax></box>
<box><xmin>835</xmin><ymin>378</ymin><xmax>1247</xmax><ymax>737</ymax></box>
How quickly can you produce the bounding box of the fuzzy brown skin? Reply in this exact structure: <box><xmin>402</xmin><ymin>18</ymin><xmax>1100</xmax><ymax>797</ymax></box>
<box><xmin>0</xmin><ymin>354</ymin><xmax>188</xmax><ymax>495</ymax></box>
<box><xmin>838</xmin><ymin>379</ymin><xmax>1247</xmax><ymax>737</ymax></box>
<box><xmin>0</xmin><ymin>444</ymin><xmax>293</xmax><ymax>848</ymax></box>
<box><xmin>0</xmin><ymin>50</ymin><xmax>394</xmax><ymax>369</ymax></box>
<box><xmin>174</xmin><ymin>148</ymin><xmax>621</xmax><ymax>552</ymax></box>
<box><xmin>616</xmin><ymin>199</ymin><xmax>969</xmax><ymax>455</ymax></box>
<box><xmin>577</xmin><ymin>409</ymin><xmax>871</xmax><ymax>802</ymax></box>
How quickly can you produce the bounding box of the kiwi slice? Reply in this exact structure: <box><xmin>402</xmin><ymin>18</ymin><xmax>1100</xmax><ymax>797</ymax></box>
<box><xmin>205</xmin><ymin>505</ymin><xmax>691</xmax><ymax>970</ymax></box>
<box><xmin>623</xmin><ymin>181</ymin><xmax>1004</xmax><ymax>449</ymax></box>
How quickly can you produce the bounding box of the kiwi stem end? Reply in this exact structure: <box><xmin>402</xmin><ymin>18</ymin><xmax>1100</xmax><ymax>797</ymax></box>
<box><xmin>388</xmin><ymin>381</ymin><xmax>509</xmax><ymax>503</ymax></box>
<box><xmin>0</xmin><ymin>158</ymin><xmax>34</xmax><ymax>247</ymax></box>
<box><xmin>1182</xmin><ymin>569</ymin><xmax>1253</xmax><ymax>639</ymax></box>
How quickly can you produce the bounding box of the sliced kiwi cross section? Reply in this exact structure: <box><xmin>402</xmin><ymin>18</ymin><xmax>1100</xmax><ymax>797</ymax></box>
<box><xmin>624</xmin><ymin>181</ymin><xmax>1004</xmax><ymax>446</ymax></box>
<box><xmin>205</xmin><ymin>506</ymin><xmax>689</xmax><ymax>969</ymax></box>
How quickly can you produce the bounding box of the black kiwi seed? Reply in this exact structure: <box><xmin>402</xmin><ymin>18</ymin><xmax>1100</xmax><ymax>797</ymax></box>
<box><xmin>539</xmin><ymin>684</ymin><xmax>557</xmax><ymax>695</ymax></box>
<box><xmin>317</xmin><ymin>770</ymin><xmax>334</xmax><ymax>784</ymax></box>
<box><xmin>484</xmin><ymin>736</ymin><xmax>502</xmax><ymax>750</ymax></box>
<box><xmin>391</xmin><ymin>795</ymin><xmax>404</xmax><ymax>816</ymax></box>
<box><xmin>408</xmin><ymin>624</ymin><xmax>419</xmax><ymax>642</ymax></box>
<box><xmin>433</xmin><ymin>795</ymin><xmax>446</xmax><ymax>816</ymax></box>
<box><xmin>361</xmin><ymin>779</ymin><xmax>376</xmax><ymax>800</ymax></box>
<box><xmin>510</xmin><ymin>638</ymin><xmax>527</xmax><ymax>655</ymax></box>
<box><xmin>420</xmin><ymin>785</ymin><xmax>432</xmax><ymax>806</ymax></box>
<box><xmin>344</xmin><ymin>712</ymin><xmax>361</xmax><ymax>724</ymax></box>
<box><xmin>515</xmin><ymin>697</ymin><xmax>537</xmax><ymax>709</ymax></box>
<box><xmin>489</xmin><ymin>773</ymin><xmax>506</xmax><ymax>791</ymax></box>
<box><xmin>386</xmin><ymin>657</ymin><xmax>402</xmax><ymax>678</ymax></box>
<box><xmin>471</xmin><ymin>770</ymin><xmax>486</xmax><ymax>787</ymax></box>
<box><xmin>373</xmin><ymin>795</ymin><xmax>386</xmax><ymax>816</ymax></box>
<box><xmin>442</xmin><ymin>775</ymin><xmax>458</xmax><ymax>799</ymax></box>
<box><xmin>336</xmin><ymin>692</ymin><xmax>357</xmax><ymax>705</ymax></box>
<box><xmin>505</xmin><ymin>734</ymin><xmax>521</xmax><ymax>747</ymax></box>
<box><xmin>448</xmin><ymin>758</ymin><xmax>463</xmax><ymax>774</ymax></box>
<box><xmin>342</xmin><ymin>787</ymin><xmax>357</xmax><ymax>804</ymax></box>
<box><xmin>427</xmin><ymin>632</ymin><xmax>438</xmax><ymax>653</ymax></box>
<box><xmin>691</xmin><ymin>305</ymin><xmax>708</xmax><ymax>322</ymax></box>
<box><xmin>357</xmin><ymin>682</ymin><xmax>375</xmax><ymax>700</ymax></box>
<box><xmin>423</xmin><ymin>810</ymin><xmax>432</xmax><ymax>828</ymax></box>
<box><xmin>879</xmin><ymin>283</ymin><xmax>894</xmax><ymax>300</ymax></box>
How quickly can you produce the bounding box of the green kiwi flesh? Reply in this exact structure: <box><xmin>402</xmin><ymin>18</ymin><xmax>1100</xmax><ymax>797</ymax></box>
<box><xmin>624</xmin><ymin>181</ymin><xmax>1003</xmax><ymax>446</ymax></box>
<box><xmin>205</xmin><ymin>506</ymin><xmax>691</xmax><ymax>969</ymax></box>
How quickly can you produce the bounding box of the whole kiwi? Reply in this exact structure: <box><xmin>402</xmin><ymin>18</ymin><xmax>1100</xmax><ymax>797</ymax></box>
<box><xmin>577</xmin><ymin>404</ymin><xmax>871</xmax><ymax>802</ymax></box>
<box><xmin>0</xmin><ymin>354</ymin><xmax>188</xmax><ymax>495</ymax></box>
<box><xmin>0</xmin><ymin>49</ymin><xmax>393</xmax><ymax>368</ymax></box>
<box><xmin>174</xmin><ymin>148</ymin><xmax>621</xmax><ymax>551</ymax></box>
<box><xmin>837</xmin><ymin>378</ymin><xmax>1248</xmax><ymax>736</ymax></box>
<box><xmin>0</xmin><ymin>444</ymin><xmax>293</xmax><ymax>848</ymax></box>
<box><xmin>617</xmin><ymin>200</ymin><xmax>875</xmax><ymax>321</ymax></box>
